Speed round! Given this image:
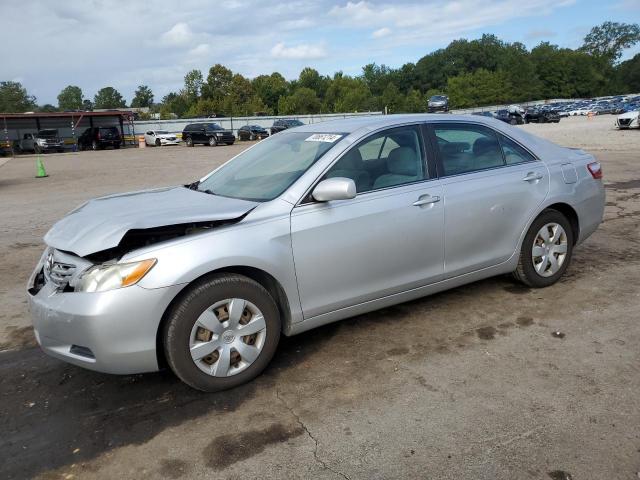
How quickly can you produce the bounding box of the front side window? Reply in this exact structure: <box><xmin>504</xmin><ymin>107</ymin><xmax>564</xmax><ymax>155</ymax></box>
<box><xmin>322</xmin><ymin>125</ymin><xmax>426</xmax><ymax>193</ymax></box>
<box><xmin>197</xmin><ymin>132</ymin><xmax>344</xmax><ymax>201</ymax></box>
<box><xmin>433</xmin><ymin>124</ymin><xmax>504</xmax><ymax>176</ymax></box>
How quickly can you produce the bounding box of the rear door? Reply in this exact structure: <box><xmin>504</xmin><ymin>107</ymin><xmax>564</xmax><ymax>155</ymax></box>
<box><xmin>428</xmin><ymin>122</ymin><xmax>549</xmax><ymax>277</ymax></box>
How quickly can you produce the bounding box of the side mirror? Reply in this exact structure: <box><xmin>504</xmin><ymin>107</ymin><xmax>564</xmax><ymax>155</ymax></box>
<box><xmin>312</xmin><ymin>178</ymin><xmax>356</xmax><ymax>202</ymax></box>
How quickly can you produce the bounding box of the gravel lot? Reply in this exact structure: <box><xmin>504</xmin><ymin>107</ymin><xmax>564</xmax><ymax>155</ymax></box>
<box><xmin>0</xmin><ymin>115</ymin><xmax>639</xmax><ymax>479</ymax></box>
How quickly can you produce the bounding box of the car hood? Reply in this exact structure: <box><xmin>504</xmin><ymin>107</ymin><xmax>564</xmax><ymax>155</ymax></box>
<box><xmin>44</xmin><ymin>187</ymin><xmax>259</xmax><ymax>257</ymax></box>
<box><xmin>157</xmin><ymin>133</ymin><xmax>177</xmax><ymax>139</ymax></box>
<box><xmin>618</xmin><ymin>110</ymin><xmax>639</xmax><ymax>119</ymax></box>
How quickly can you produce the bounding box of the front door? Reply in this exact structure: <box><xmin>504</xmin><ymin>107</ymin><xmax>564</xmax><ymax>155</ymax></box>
<box><xmin>290</xmin><ymin>124</ymin><xmax>444</xmax><ymax>319</ymax></box>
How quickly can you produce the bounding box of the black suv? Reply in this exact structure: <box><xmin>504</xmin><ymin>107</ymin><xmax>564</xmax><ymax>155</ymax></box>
<box><xmin>182</xmin><ymin>123</ymin><xmax>235</xmax><ymax>147</ymax></box>
<box><xmin>237</xmin><ymin>125</ymin><xmax>269</xmax><ymax>141</ymax></box>
<box><xmin>270</xmin><ymin>119</ymin><xmax>304</xmax><ymax>135</ymax></box>
<box><xmin>78</xmin><ymin>126</ymin><xmax>122</xmax><ymax>150</ymax></box>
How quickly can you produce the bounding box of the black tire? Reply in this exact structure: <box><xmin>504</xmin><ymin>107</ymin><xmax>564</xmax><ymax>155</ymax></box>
<box><xmin>513</xmin><ymin>209</ymin><xmax>574</xmax><ymax>288</ymax></box>
<box><xmin>34</xmin><ymin>145</ymin><xmax>42</xmax><ymax>154</ymax></box>
<box><xmin>509</xmin><ymin>117</ymin><xmax>517</xmax><ymax>125</ymax></box>
<box><xmin>208</xmin><ymin>136</ymin><xmax>217</xmax><ymax>147</ymax></box>
<box><xmin>250</xmin><ymin>133</ymin><xmax>256</xmax><ymax>141</ymax></box>
<box><xmin>91</xmin><ymin>140</ymin><xmax>99</xmax><ymax>151</ymax></box>
<box><xmin>163</xmin><ymin>273</ymin><xmax>281</xmax><ymax>392</ymax></box>
<box><xmin>185</xmin><ymin>136</ymin><xmax>193</xmax><ymax>147</ymax></box>
<box><xmin>114</xmin><ymin>143</ymin><xmax>121</xmax><ymax>149</ymax></box>
<box><xmin>155</xmin><ymin>138</ymin><xmax>161</xmax><ymax>147</ymax></box>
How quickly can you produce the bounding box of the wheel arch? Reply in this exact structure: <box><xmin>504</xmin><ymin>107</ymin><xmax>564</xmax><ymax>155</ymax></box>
<box><xmin>155</xmin><ymin>265</ymin><xmax>292</xmax><ymax>370</ymax></box>
<box><xmin>544</xmin><ymin>202</ymin><xmax>579</xmax><ymax>245</ymax></box>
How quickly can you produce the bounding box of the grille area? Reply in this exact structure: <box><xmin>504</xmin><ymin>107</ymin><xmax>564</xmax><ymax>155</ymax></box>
<box><xmin>618</xmin><ymin>118</ymin><xmax>632</xmax><ymax>127</ymax></box>
<box><xmin>44</xmin><ymin>255</ymin><xmax>76</xmax><ymax>289</ymax></box>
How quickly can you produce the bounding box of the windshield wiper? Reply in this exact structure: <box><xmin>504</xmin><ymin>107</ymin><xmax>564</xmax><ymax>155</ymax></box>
<box><xmin>186</xmin><ymin>180</ymin><xmax>200</xmax><ymax>190</ymax></box>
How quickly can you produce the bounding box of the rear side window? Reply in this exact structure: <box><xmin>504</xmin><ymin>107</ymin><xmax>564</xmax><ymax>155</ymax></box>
<box><xmin>433</xmin><ymin>124</ymin><xmax>504</xmax><ymax>176</ymax></box>
<box><xmin>498</xmin><ymin>133</ymin><xmax>536</xmax><ymax>165</ymax></box>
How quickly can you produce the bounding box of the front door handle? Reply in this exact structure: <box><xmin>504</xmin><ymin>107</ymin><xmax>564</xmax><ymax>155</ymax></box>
<box><xmin>523</xmin><ymin>172</ymin><xmax>543</xmax><ymax>182</ymax></box>
<box><xmin>413</xmin><ymin>195</ymin><xmax>440</xmax><ymax>207</ymax></box>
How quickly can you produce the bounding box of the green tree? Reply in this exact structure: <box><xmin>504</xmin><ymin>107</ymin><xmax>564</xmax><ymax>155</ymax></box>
<box><xmin>252</xmin><ymin>73</ymin><xmax>289</xmax><ymax>113</ymax></box>
<box><xmin>380</xmin><ymin>82</ymin><xmax>404</xmax><ymax>113</ymax></box>
<box><xmin>581</xmin><ymin>21</ymin><xmax>640</xmax><ymax>64</ymax></box>
<box><xmin>183</xmin><ymin>69</ymin><xmax>204</xmax><ymax>104</ymax></box>
<box><xmin>447</xmin><ymin>69</ymin><xmax>513</xmax><ymax>108</ymax></box>
<box><xmin>298</xmin><ymin>67</ymin><xmax>329</xmax><ymax>99</ymax></box>
<box><xmin>131</xmin><ymin>85</ymin><xmax>154</xmax><ymax>108</ymax></box>
<box><xmin>93</xmin><ymin>87</ymin><xmax>126</xmax><ymax>109</ymax></box>
<box><xmin>0</xmin><ymin>81</ymin><xmax>37</xmax><ymax>112</ymax></box>
<box><xmin>616</xmin><ymin>53</ymin><xmax>640</xmax><ymax>93</ymax></box>
<box><xmin>82</xmin><ymin>99</ymin><xmax>93</xmax><ymax>111</ymax></box>
<box><xmin>278</xmin><ymin>87</ymin><xmax>321</xmax><ymax>114</ymax></box>
<box><xmin>38</xmin><ymin>104</ymin><xmax>58</xmax><ymax>112</ymax></box>
<box><xmin>161</xmin><ymin>92</ymin><xmax>189</xmax><ymax>118</ymax></box>
<box><xmin>404</xmin><ymin>89</ymin><xmax>426</xmax><ymax>113</ymax></box>
<box><xmin>203</xmin><ymin>64</ymin><xmax>233</xmax><ymax>103</ymax></box>
<box><xmin>57</xmin><ymin>85</ymin><xmax>83</xmax><ymax>110</ymax></box>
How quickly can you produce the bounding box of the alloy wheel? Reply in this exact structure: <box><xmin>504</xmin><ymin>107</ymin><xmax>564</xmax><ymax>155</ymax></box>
<box><xmin>189</xmin><ymin>298</ymin><xmax>266</xmax><ymax>377</ymax></box>
<box><xmin>532</xmin><ymin>222</ymin><xmax>568</xmax><ymax>277</ymax></box>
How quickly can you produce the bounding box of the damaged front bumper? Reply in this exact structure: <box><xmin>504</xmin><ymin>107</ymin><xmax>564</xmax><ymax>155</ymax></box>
<box><xmin>27</xmin><ymin>249</ymin><xmax>185</xmax><ymax>374</ymax></box>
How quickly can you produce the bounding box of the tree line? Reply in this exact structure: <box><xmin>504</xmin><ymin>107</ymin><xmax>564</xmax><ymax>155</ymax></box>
<box><xmin>1</xmin><ymin>22</ymin><xmax>639</xmax><ymax>117</ymax></box>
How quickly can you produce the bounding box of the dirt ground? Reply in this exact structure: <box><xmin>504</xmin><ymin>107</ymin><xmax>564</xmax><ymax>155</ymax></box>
<box><xmin>0</xmin><ymin>115</ymin><xmax>639</xmax><ymax>479</ymax></box>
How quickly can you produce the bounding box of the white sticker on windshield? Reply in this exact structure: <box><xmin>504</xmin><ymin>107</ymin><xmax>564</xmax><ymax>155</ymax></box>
<box><xmin>305</xmin><ymin>133</ymin><xmax>342</xmax><ymax>143</ymax></box>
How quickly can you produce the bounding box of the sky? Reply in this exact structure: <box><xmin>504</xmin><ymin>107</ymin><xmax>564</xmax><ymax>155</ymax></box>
<box><xmin>2</xmin><ymin>0</ymin><xmax>639</xmax><ymax>105</ymax></box>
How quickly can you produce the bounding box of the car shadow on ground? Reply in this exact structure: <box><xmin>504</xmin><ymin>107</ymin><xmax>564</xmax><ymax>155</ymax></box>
<box><xmin>0</xmin><ymin>319</ymin><xmax>342</xmax><ymax>479</ymax></box>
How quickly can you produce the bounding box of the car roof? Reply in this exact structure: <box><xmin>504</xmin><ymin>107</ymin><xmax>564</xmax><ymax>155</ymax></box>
<box><xmin>293</xmin><ymin>114</ymin><xmax>509</xmax><ymax>133</ymax></box>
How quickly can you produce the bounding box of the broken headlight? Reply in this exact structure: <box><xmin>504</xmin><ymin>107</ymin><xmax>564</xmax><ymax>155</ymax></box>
<box><xmin>75</xmin><ymin>259</ymin><xmax>156</xmax><ymax>293</ymax></box>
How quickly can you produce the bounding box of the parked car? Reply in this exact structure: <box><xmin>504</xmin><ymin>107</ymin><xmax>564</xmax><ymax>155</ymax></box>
<box><xmin>270</xmin><ymin>119</ymin><xmax>304</xmax><ymax>135</ymax></box>
<box><xmin>616</xmin><ymin>110</ymin><xmax>640</xmax><ymax>129</ymax></box>
<box><xmin>19</xmin><ymin>129</ymin><xmax>65</xmax><ymax>153</ymax></box>
<box><xmin>0</xmin><ymin>139</ymin><xmax>12</xmax><ymax>156</ymax></box>
<box><xmin>144</xmin><ymin>130</ymin><xmax>180</xmax><ymax>147</ymax></box>
<box><xmin>182</xmin><ymin>123</ymin><xmax>235</xmax><ymax>147</ymax></box>
<box><xmin>495</xmin><ymin>109</ymin><xmax>525</xmax><ymax>125</ymax></box>
<box><xmin>237</xmin><ymin>125</ymin><xmax>269</xmax><ymax>141</ymax></box>
<box><xmin>78</xmin><ymin>126</ymin><xmax>122</xmax><ymax>150</ymax></box>
<box><xmin>427</xmin><ymin>95</ymin><xmax>449</xmax><ymax>113</ymax></box>
<box><xmin>524</xmin><ymin>109</ymin><xmax>561</xmax><ymax>124</ymax></box>
<box><xmin>28</xmin><ymin>114</ymin><xmax>605</xmax><ymax>392</ymax></box>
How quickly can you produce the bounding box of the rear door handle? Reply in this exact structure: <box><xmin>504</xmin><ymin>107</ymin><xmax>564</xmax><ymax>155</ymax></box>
<box><xmin>413</xmin><ymin>195</ymin><xmax>440</xmax><ymax>206</ymax></box>
<box><xmin>523</xmin><ymin>172</ymin><xmax>543</xmax><ymax>182</ymax></box>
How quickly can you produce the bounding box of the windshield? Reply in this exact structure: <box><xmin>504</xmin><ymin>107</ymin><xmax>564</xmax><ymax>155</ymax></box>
<box><xmin>38</xmin><ymin>130</ymin><xmax>57</xmax><ymax>137</ymax></box>
<box><xmin>196</xmin><ymin>132</ymin><xmax>344</xmax><ymax>201</ymax></box>
<box><xmin>430</xmin><ymin>96</ymin><xmax>446</xmax><ymax>101</ymax></box>
<box><xmin>205</xmin><ymin>124</ymin><xmax>224</xmax><ymax>131</ymax></box>
<box><xmin>287</xmin><ymin>120</ymin><xmax>304</xmax><ymax>126</ymax></box>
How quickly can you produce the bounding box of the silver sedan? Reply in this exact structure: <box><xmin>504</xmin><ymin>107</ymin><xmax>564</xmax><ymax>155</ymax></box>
<box><xmin>28</xmin><ymin>115</ymin><xmax>605</xmax><ymax>391</ymax></box>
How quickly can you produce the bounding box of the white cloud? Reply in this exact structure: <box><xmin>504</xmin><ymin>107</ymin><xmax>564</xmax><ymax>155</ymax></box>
<box><xmin>372</xmin><ymin>27</ymin><xmax>391</xmax><ymax>38</ymax></box>
<box><xmin>270</xmin><ymin>42</ymin><xmax>327</xmax><ymax>60</ymax></box>
<box><xmin>160</xmin><ymin>22</ymin><xmax>194</xmax><ymax>46</ymax></box>
<box><xmin>330</xmin><ymin>0</ymin><xmax>576</xmax><ymax>44</ymax></box>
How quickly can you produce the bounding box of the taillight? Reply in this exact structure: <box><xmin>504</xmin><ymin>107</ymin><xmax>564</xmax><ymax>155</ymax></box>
<box><xmin>97</xmin><ymin>132</ymin><xmax>101</xmax><ymax>140</ymax></box>
<box><xmin>587</xmin><ymin>162</ymin><xmax>602</xmax><ymax>179</ymax></box>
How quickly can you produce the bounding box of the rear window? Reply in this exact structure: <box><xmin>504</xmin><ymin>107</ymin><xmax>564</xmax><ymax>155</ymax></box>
<box><xmin>99</xmin><ymin>127</ymin><xmax>119</xmax><ymax>134</ymax></box>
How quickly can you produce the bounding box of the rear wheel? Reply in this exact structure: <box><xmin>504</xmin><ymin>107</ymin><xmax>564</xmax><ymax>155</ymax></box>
<box><xmin>513</xmin><ymin>209</ymin><xmax>574</xmax><ymax>288</ymax></box>
<box><xmin>163</xmin><ymin>274</ymin><xmax>281</xmax><ymax>392</ymax></box>
<box><xmin>185</xmin><ymin>136</ymin><xmax>193</xmax><ymax>147</ymax></box>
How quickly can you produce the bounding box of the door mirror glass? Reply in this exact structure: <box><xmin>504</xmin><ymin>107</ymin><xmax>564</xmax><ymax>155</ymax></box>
<box><xmin>312</xmin><ymin>178</ymin><xmax>356</xmax><ymax>202</ymax></box>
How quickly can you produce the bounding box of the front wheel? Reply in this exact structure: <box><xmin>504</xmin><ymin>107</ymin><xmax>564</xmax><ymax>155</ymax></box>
<box><xmin>155</xmin><ymin>139</ymin><xmax>161</xmax><ymax>147</ymax></box>
<box><xmin>208</xmin><ymin>137</ymin><xmax>217</xmax><ymax>147</ymax></box>
<box><xmin>513</xmin><ymin>209</ymin><xmax>574</xmax><ymax>288</ymax></box>
<box><xmin>163</xmin><ymin>274</ymin><xmax>281</xmax><ymax>392</ymax></box>
<box><xmin>91</xmin><ymin>140</ymin><xmax>99</xmax><ymax>151</ymax></box>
